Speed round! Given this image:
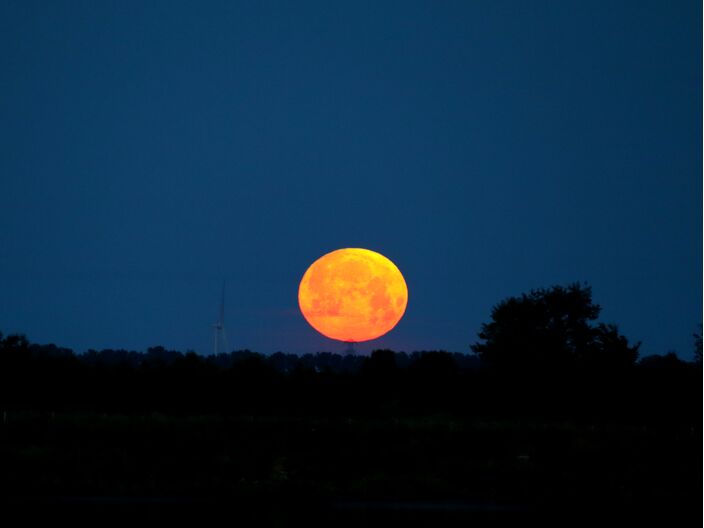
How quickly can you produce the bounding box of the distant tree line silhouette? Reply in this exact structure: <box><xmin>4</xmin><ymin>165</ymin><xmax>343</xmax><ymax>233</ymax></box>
<box><xmin>0</xmin><ymin>356</ymin><xmax>698</xmax><ymax>421</ymax></box>
<box><xmin>0</xmin><ymin>283</ymin><xmax>699</xmax><ymax>520</ymax></box>
<box><xmin>0</xmin><ymin>283</ymin><xmax>699</xmax><ymax>422</ymax></box>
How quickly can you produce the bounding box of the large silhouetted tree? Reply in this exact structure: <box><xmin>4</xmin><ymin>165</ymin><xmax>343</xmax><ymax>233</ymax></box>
<box><xmin>694</xmin><ymin>327</ymin><xmax>702</xmax><ymax>364</ymax></box>
<box><xmin>471</xmin><ymin>283</ymin><xmax>639</xmax><ymax>371</ymax></box>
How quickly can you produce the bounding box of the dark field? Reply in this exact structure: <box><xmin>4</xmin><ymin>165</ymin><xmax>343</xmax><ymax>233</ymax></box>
<box><xmin>0</xmin><ymin>339</ymin><xmax>701</xmax><ymax>525</ymax></box>
<box><xmin>1</xmin><ymin>411</ymin><xmax>700</xmax><ymax>525</ymax></box>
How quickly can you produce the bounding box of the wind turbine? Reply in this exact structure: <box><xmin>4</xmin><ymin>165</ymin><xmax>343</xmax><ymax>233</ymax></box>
<box><xmin>213</xmin><ymin>281</ymin><xmax>229</xmax><ymax>355</ymax></box>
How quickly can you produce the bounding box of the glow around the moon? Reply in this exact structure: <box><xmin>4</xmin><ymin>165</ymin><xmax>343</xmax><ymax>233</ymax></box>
<box><xmin>298</xmin><ymin>248</ymin><xmax>408</xmax><ymax>342</ymax></box>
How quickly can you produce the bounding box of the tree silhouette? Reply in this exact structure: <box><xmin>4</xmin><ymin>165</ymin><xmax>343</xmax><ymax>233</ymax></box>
<box><xmin>362</xmin><ymin>349</ymin><xmax>397</xmax><ymax>379</ymax></box>
<box><xmin>471</xmin><ymin>283</ymin><xmax>639</xmax><ymax>371</ymax></box>
<box><xmin>694</xmin><ymin>326</ymin><xmax>702</xmax><ymax>364</ymax></box>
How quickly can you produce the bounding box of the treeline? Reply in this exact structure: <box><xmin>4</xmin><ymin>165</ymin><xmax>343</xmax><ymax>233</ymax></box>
<box><xmin>82</xmin><ymin>345</ymin><xmax>481</xmax><ymax>372</ymax></box>
<box><xmin>0</xmin><ymin>332</ymin><xmax>699</xmax><ymax>425</ymax></box>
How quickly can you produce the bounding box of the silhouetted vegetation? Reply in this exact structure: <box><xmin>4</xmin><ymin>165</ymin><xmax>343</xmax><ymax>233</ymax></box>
<box><xmin>472</xmin><ymin>283</ymin><xmax>639</xmax><ymax>372</ymax></box>
<box><xmin>0</xmin><ymin>284</ymin><xmax>700</xmax><ymax>523</ymax></box>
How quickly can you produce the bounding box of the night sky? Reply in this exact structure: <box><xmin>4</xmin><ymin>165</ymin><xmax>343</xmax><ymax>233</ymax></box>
<box><xmin>1</xmin><ymin>1</ymin><xmax>701</xmax><ymax>357</ymax></box>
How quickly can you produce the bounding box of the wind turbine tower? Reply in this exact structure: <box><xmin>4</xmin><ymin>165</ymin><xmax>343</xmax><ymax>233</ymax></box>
<box><xmin>213</xmin><ymin>281</ymin><xmax>229</xmax><ymax>355</ymax></box>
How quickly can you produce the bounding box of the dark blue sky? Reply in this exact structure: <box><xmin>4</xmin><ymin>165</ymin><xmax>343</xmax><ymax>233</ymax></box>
<box><xmin>1</xmin><ymin>1</ymin><xmax>701</xmax><ymax>357</ymax></box>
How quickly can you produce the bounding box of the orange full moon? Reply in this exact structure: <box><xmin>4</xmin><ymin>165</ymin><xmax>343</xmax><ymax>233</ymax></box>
<box><xmin>298</xmin><ymin>248</ymin><xmax>408</xmax><ymax>342</ymax></box>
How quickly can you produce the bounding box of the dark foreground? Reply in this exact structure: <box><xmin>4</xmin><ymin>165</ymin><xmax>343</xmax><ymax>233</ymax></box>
<box><xmin>1</xmin><ymin>412</ymin><xmax>700</xmax><ymax>525</ymax></box>
<box><xmin>1</xmin><ymin>336</ymin><xmax>701</xmax><ymax>525</ymax></box>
